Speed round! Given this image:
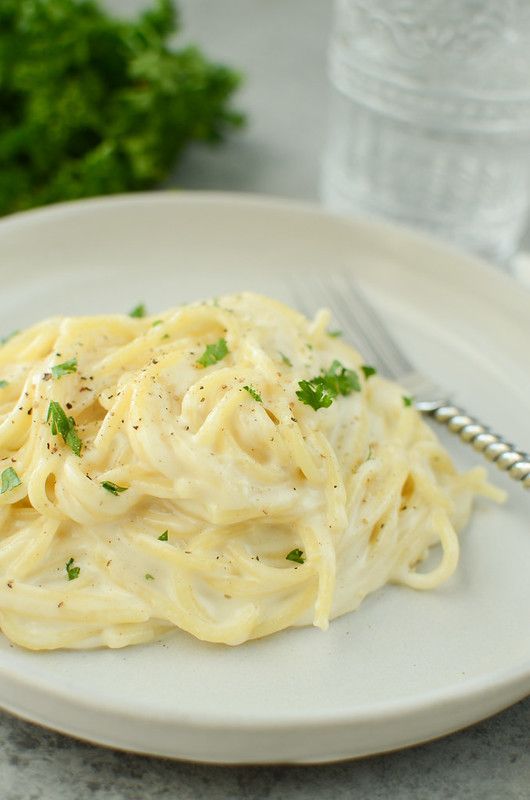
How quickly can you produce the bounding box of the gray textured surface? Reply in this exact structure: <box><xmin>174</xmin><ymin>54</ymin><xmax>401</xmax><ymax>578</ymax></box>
<box><xmin>1</xmin><ymin>1</ymin><xmax>529</xmax><ymax>797</ymax></box>
<box><xmin>2</xmin><ymin>700</ymin><xmax>530</xmax><ymax>800</ymax></box>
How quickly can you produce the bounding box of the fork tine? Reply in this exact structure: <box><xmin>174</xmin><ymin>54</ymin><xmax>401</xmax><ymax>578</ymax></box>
<box><xmin>337</xmin><ymin>273</ymin><xmax>414</xmax><ymax>376</ymax></box>
<box><xmin>291</xmin><ymin>273</ymin><xmax>386</xmax><ymax>369</ymax></box>
<box><xmin>291</xmin><ymin>271</ymin><xmax>450</xmax><ymax>405</ymax></box>
<box><xmin>291</xmin><ymin>269</ymin><xmax>420</xmax><ymax>379</ymax></box>
<box><xmin>317</xmin><ymin>275</ymin><xmax>394</xmax><ymax>372</ymax></box>
<box><xmin>299</xmin><ymin>271</ymin><xmax>413</xmax><ymax>379</ymax></box>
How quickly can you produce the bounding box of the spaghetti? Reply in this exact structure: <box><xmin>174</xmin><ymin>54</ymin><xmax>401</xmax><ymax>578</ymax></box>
<box><xmin>0</xmin><ymin>293</ymin><xmax>503</xmax><ymax>650</ymax></box>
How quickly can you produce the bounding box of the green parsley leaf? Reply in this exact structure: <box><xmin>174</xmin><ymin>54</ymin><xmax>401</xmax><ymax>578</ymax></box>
<box><xmin>145</xmin><ymin>573</ymin><xmax>155</xmax><ymax>581</ymax></box>
<box><xmin>152</xmin><ymin>320</ymin><xmax>163</xmax><ymax>327</ymax></box>
<box><xmin>296</xmin><ymin>361</ymin><xmax>361</xmax><ymax>411</ymax></box>
<box><xmin>286</xmin><ymin>548</ymin><xmax>305</xmax><ymax>564</ymax></box>
<box><xmin>65</xmin><ymin>557</ymin><xmax>80</xmax><ymax>581</ymax></box>
<box><xmin>322</xmin><ymin>360</ymin><xmax>361</xmax><ymax>396</ymax></box>
<box><xmin>328</xmin><ymin>330</ymin><xmax>342</xmax><ymax>338</ymax></box>
<box><xmin>1</xmin><ymin>467</ymin><xmax>21</xmax><ymax>495</ymax></box>
<box><xmin>101</xmin><ymin>481</ymin><xmax>128</xmax><ymax>496</ymax></box>
<box><xmin>158</xmin><ymin>530</ymin><xmax>169</xmax><ymax>541</ymax></box>
<box><xmin>361</xmin><ymin>364</ymin><xmax>377</xmax><ymax>379</ymax></box>
<box><xmin>0</xmin><ymin>380</ymin><xmax>8</xmax><ymax>389</ymax></box>
<box><xmin>296</xmin><ymin>379</ymin><xmax>334</xmax><ymax>411</ymax></box>
<box><xmin>129</xmin><ymin>304</ymin><xmax>147</xmax><ymax>318</ymax></box>
<box><xmin>51</xmin><ymin>358</ymin><xmax>78</xmax><ymax>380</ymax></box>
<box><xmin>0</xmin><ymin>331</ymin><xmax>19</xmax><ymax>346</ymax></box>
<box><xmin>196</xmin><ymin>338</ymin><xmax>229</xmax><ymax>368</ymax></box>
<box><xmin>279</xmin><ymin>352</ymin><xmax>292</xmax><ymax>367</ymax></box>
<box><xmin>243</xmin><ymin>385</ymin><xmax>262</xmax><ymax>402</ymax></box>
<box><xmin>402</xmin><ymin>395</ymin><xmax>414</xmax><ymax>407</ymax></box>
<box><xmin>46</xmin><ymin>401</ymin><xmax>82</xmax><ymax>456</ymax></box>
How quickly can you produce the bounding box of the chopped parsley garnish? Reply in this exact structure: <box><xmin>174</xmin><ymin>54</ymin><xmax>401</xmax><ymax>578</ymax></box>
<box><xmin>129</xmin><ymin>303</ymin><xmax>147</xmax><ymax>318</ymax></box>
<box><xmin>0</xmin><ymin>380</ymin><xmax>8</xmax><ymax>389</ymax></box>
<box><xmin>1</xmin><ymin>467</ymin><xmax>21</xmax><ymax>495</ymax></box>
<box><xmin>286</xmin><ymin>548</ymin><xmax>305</xmax><ymax>564</ymax></box>
<box><xmin>402</xmin><ymin>395</ymin><xmax>414</xmax><ymax>407</ymax></box>
<box><xmin>46</xmin><ymin>401</ymin><xmax>82</xmax><ymax>456</ymax></box>
<box><xmin>243</xmin><ymin>385</ymin><xmax>262</xmax><ymax>402</ymax></box>
<box><xmin>296</xmin><ymin>360</ymin><xmax>361</xmax><ymax>411</ymax></box>
<box><xmin>101</xmin><ymin>481</ymin><xmax>128</xmax><ymax>495</ymax></box>
<box><xmin>152</xmin><ymin>320</ymin><xmax>163</xmax><ymax>327</ymax></box>
<box><xmin>322</xmin><ymin>360</ymin><xmax>361</xmax><ymax>396</ymax></box>
<box><xmin>279</xmin><ymin>352</ymin><xmax>292</xmax><ymax>367</ymax></box>
<box><xmin>65</xmin><ymin>557</ymin><xmax>80</xmax><ymax>581</ymax></box>
<box><xmin>158</xmin><ymin>530</ymin><xmax>169</xmax><ymax>541</ymax></box>
<box><xmin>51</xmin><ymin>358</ymin><xmax>78</xmax><ymax>380</ymax></box>
<box><xmin>361</xmin><ymin>364</ymin><xmax>377</xmax><ymax>379</ymax></box>
<box><xmin>328</xmin><ymin>330</ymin><xmax>342</xmax><ymax>338</ymax></box>
<box><xmin>145</xmin><ymin>573</ymin><xmax>155</xmax><ymax>580</ymax></box>
<box><xmin>296</xmin><ymin>379</ymin><xmax>334</xmax><ymax>411</ymax></box>
<box><xmin>196</xmin><ymin>337</ymin><xmax>229</xmax><ymax>367</ymax></box>
<box><xmin>0</xmin><ymin>330</ymin><xmax>19</xmax><ymax>346</ymax></box>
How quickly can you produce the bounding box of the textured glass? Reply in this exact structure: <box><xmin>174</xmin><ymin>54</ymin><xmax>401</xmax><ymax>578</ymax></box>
<box><xmin>322</xmin><ymin>0</ymin><xmax>530</xmax><ymax>263</ymax></box>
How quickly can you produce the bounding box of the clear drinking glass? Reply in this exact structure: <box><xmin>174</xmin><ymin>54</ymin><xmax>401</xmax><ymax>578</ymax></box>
<box><xmin>321</xmin><ymin>0</ymin><xmax>530</xmax><ymax>265</ymax></box>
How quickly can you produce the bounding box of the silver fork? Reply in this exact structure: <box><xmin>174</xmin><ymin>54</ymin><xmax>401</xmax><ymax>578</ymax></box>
<box><xmin>292</xmin><ymin>273</ymin><xmax>530</xmax><ymax>490</ymax></box>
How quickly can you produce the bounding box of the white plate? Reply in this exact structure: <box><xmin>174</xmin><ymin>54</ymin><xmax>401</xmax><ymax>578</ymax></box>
<box><xmin>0</xmin><ymin>193</ymin><xmax>528</xmax><ymax>764</ymax></box>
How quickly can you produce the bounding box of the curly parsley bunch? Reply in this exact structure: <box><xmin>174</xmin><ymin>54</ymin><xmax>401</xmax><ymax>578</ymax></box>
<box><xmin>0</xmin><ymin>0</ymin><xmax>244</xmax><ymax>215</ymax></box>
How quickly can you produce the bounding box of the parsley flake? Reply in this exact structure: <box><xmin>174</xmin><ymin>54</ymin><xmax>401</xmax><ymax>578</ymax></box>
<box><xmin>402</xmin><ymin>395</ymin><xmax>414</xmax><ymax>407</ymax></box>
<box><xmin>129</xmin><ymin>303</ymin><xmax>147</xmax><ymax>318</ymax></box>
<box><xmin>47</xmin><ymin>401</ymin><xmax>82</xmax><ymax>456</ymax></box>
<box><xmin>296</xmin><ymin>360</ymin><xmax>361</xmax><ymax>411</ymax></box>
<box><xmin>196</xmin><ymin>338</ymin><xmax>229</xmax><ymax>368</ymax></box>
<box><xmin>361</xmin><ymin>364</ymin><xmax>377</xmax><ymax>379</ymax></box>
<box><xmin>1</xmin><ymin>467</ymin><xmax>21</xmax><ymax>495</ymax></box>
<box><xmin>101</xmin><ymin>481</ymin><xmax>128</xmax><ymax>495</ymax></box>
<box><xmin>65</xmin><ymin>557</ymin><xmax>80</xmax><ymax>581</ymax></box>
<box><xmin>322</xmin><ymin>360</ymin><xmax>361</xmax><ymax>395</ymax></box>
<box><xmin>328</xmin><ymin>330</ymin><xmax>342</xmax><ymax>338</ymax></box>
<box><xmin>51</xmin><ymin>358</ymin><xmax>78</xmax><ymax>380</ymax></box>
<box><xmin>279</xmin><ymin>352</ymin><xmax>292</xmax><ymax>367</ymax></box>
<box><xmin>152</xmin><ymin>320</ymin><xmax>163</xmax><ymax>327</ymax></box>
<box><xmin>296</xmin><ymin>379</ymin><xmax>334</xmax><ymax>411</ymax></box>
<box><xmin>145</xmin><ymin>573</ymin><xmax>155</xmax><ymax>581</ymax></box>
<box><xmin>0</xmin><ymin>380</ymin><xmax>8</xmax><ymax>389</ymax></box>
<box><xmin>158</xmin><ymin>530</ymin><xmax>169</xmax><ymax>541</ymax></box>
<box><xmin>286</xmin><ymin>548</ymin><xmax>305</xmax><ymax>564</ymax></box>
<box><xmin>243</xmin><ymin>385</ymin><xmax>262</xmax><ymax>402</ymax></box>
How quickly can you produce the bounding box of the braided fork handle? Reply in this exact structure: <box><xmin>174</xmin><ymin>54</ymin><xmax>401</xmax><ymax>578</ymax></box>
<box><xmin>423</xmin><ymin>404</ymin><xmax>530</xmax><ymax>489</ymax></box>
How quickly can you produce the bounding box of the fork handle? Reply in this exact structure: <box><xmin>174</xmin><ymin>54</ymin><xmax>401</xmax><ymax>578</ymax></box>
<box><xmin>420</xmin><ymin>404</ymin><xmax>530</xmax><ymax>489</ymax></box>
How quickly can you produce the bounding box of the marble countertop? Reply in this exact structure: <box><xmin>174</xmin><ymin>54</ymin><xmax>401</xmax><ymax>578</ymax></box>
<box><xmin>1</xmin><ymin>1</ymin><xmax>529</xmax><ymax>798</ymax></box>
<box><xmin>3</xmin><ymin>699</ymin><xmax>529</xmax><ymax>800</ymax></box>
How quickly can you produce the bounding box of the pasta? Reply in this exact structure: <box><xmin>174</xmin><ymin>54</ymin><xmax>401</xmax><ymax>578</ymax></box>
<box><xmin>0</xmin><ymin>292</ymin><xmax>503</xmax><ymax>650</ymax></box>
